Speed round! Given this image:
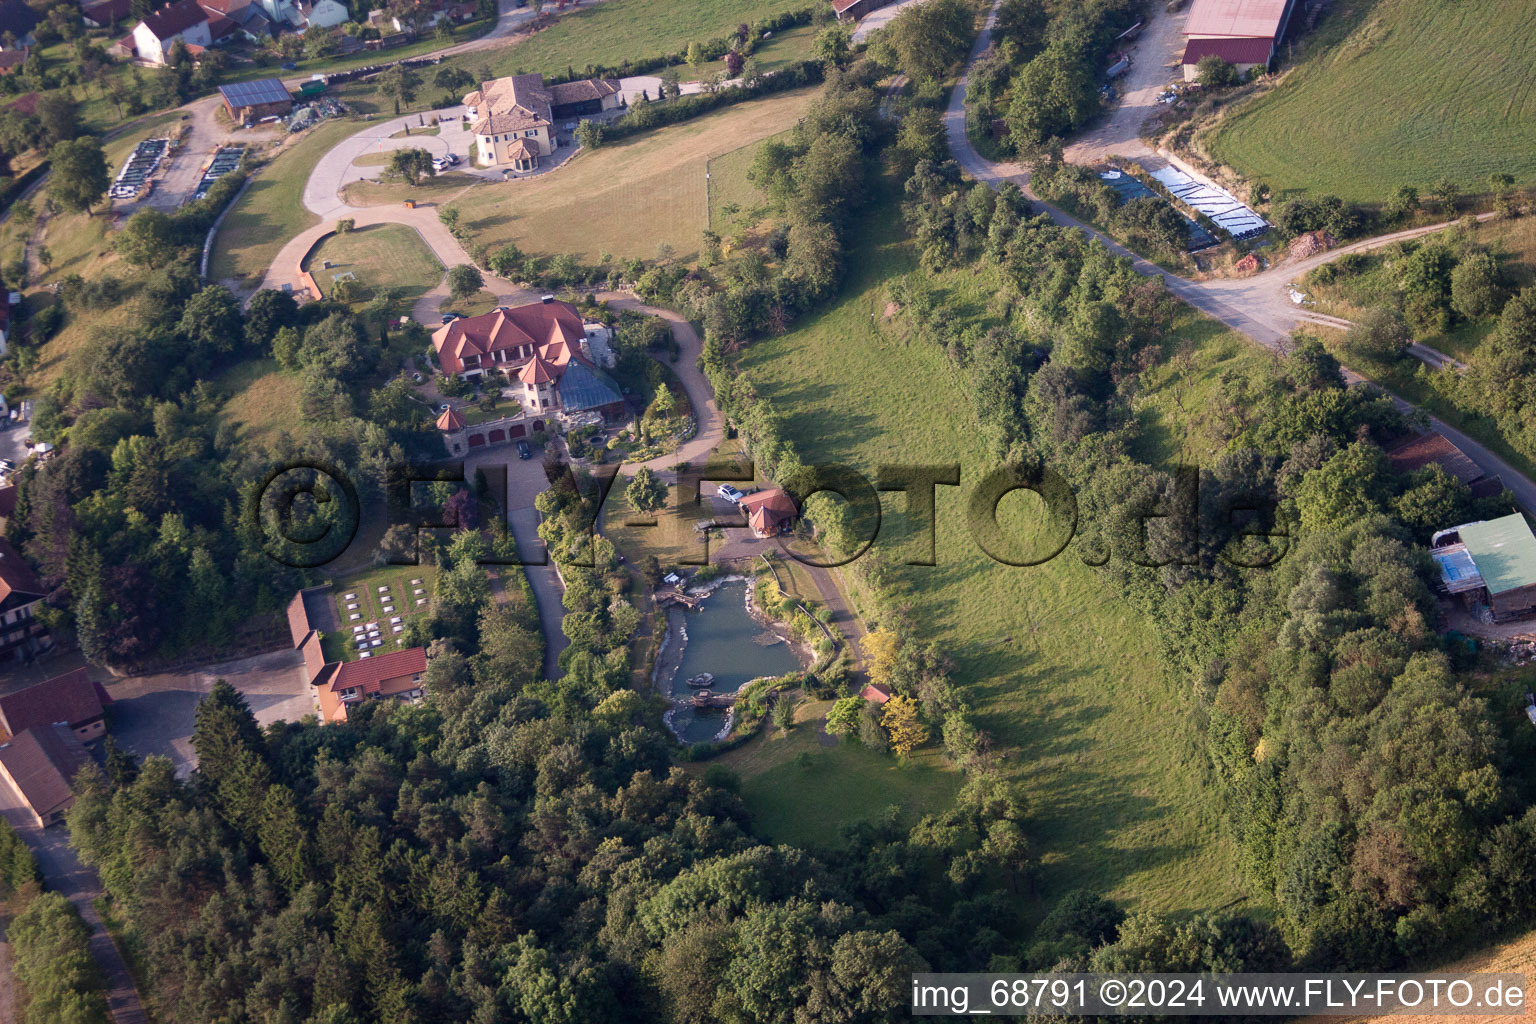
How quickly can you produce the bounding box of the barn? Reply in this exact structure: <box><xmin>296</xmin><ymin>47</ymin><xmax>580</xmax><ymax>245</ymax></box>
<box><xmin>218</xmin><ymin>78</ymin><xmax>293</xmax><ymax>124</ymax></box>
<box><xmin>1180</xmin><ymin>0</ymin><xmax>1300</xmax><ymax>79</ymax></box>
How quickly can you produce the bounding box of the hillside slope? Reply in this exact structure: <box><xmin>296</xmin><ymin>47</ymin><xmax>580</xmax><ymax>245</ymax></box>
<box><xmin>1207</xmin><ymin>0</ymin><xmax>1536</xmax><ymax>202</ymax></box>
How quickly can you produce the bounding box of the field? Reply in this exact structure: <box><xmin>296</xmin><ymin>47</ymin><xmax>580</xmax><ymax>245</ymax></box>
<box><xmin>709</xmin><ymin>699</ymin><xmax>964</xmax><ymax>847</ymax></box>
<box><xmin>468</xmin><ymin>0</ymin><xmax>812</xmax><ymax>80</ymax></box>
<box><xmin>303</xmin><ymin>224</ymin><xmax>444</xmax><ymax>312</ymax></box>
<box><xmin>733</xmin><ymin>185</ymin><xmax>1256</xmax><ymax>915</ymax></box>
<box><xmin>208</xmin><ymin>117</ymin><xmax>371</xmax><ymax>290</ymax></box>
<box><xmin>343</xmin><ymin>87</ymin><xmax>819</xmax><ymax>262</ymax></box>
<box><xmin>217</xmin><ymin>359</ymin><xmax>306</xmax><ymax>447</ymax></box>
<box><xmin>1206</xmin><ymin>0</ymin><xmax>1536</xmax><ymax>203</ymax></box>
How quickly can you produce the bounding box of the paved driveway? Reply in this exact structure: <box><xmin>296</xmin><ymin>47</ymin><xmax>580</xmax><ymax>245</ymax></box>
<box><xmin>103</xmin><ymin>648</ymin><xmax>311</xmax><ymax>777</ymax></box>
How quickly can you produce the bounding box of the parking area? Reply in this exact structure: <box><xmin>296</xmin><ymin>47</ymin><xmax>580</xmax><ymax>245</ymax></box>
<box><xmin>103</xmin><ymin>647</ymin><xmax>312</xmax><ymax>776</ymax></box>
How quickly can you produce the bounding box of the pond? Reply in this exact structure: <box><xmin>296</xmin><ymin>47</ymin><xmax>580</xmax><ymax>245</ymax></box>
<box><xmin>658</xmin><ymin>578</ymin><xmax>804</xmax><ymax>745</ymax></box>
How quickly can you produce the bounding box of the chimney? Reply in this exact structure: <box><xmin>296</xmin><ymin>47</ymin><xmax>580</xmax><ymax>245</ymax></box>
<box><xmin>540</xmin><ymin>294</ymin><xmax>554</xmax><ymax>304</ymax></box>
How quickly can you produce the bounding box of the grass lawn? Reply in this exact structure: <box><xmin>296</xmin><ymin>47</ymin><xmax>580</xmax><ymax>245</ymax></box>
<box><xmin>706</xmin><ymin>129</ymin><xmax>786</xmax><ymax>231</ymax></box>
<box><xmin>462</xmin><ymin>392</ymin><xmax>524</xmax><ymax>425</ymax></box>
<box><xmin>733</xmin><ymin>183</ymin><xmax>1254</xmax><ymax>916</ymax></box>
<box><xmin>603</xmin><ymin>483</ymin><xmax>720</xmax><ymax>566</ymax></box>
<box><xmin>708</xmin><ymin>699</ymin><xmax>964</xmax><ymax>848</ymax></box>
<box><xmin>217</xmin><ymin>358</ymin><xmax>305</xmax><ymax>447</ymax></box>
<box><xmin>208</xmin><ymin>117</ymin><xmax>370</xmax><ymax>289</ymax></box>
<box><xmin>697</xmin><ymin>22</ymin><xmax>818</xmax><ymax>80</ymax></box>
<box><xmin>1205</xmin><ymin>0</ymin><xmax>1536</xmax><ymax>203</ymax></box>
<box><xmin>303</xmin><ymin>223</ymin><xmax>444</xmax><ymax>313</ymax></box>
<box><xmin>464</xmin><ymin>0</ymin><xmax>811</xmax><ymax>80</ymax></box>
<box><xmin>328</xmin><ymin>565</ymin><xmax>439</xmax><ymax>661</ymax></box>
<box><xmin>356</xmin><ymin>87</ymin><xmax>818</xmax><ymax>262</ymax></box>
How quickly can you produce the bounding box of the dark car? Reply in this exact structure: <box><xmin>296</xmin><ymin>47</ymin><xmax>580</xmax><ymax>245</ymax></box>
<box><xmin>280</xmin><ymin>61</ymin><xmax>298</xmax><ymax>71</ymax></box>
<box><xmin>516</xmin><ymin>440</ymin><xmax>532</xmax><ymax>460</ymax></box>
<box><xmin>440</xmin><ymin>312</ymin><xmax>461</xmax><ymax>324</ymax></box>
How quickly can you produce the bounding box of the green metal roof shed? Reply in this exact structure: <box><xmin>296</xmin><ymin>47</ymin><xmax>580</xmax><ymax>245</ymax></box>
<box><xmin>1461</xmin><ymin>513</ymin><xmax>1536</xmax><ymax>596</ymax></box>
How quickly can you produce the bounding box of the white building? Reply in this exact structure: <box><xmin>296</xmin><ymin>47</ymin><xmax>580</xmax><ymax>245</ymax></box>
<box><xmin>131</xmin><ymin>0</ymin><xmax>212</xmax><ymax>64</ymax></box>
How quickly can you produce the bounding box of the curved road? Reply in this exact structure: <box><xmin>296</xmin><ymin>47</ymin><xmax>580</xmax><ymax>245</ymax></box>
<box><xmin>943</xmin><ymin>0</ymin><xmax>1536</xmax><ymax>513</ymax></box>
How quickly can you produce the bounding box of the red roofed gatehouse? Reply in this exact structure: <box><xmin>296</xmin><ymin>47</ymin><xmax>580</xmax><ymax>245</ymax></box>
<box><xmin>738</xmin><ymin>488</ymin><xmax>799</xmax><ymax>539</ymax></box>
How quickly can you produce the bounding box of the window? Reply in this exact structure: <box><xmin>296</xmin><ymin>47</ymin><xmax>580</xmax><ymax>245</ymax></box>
<box><xmin>525</xmin><ymin>130</ymin><xmax>536</xmax><ymax>137</ymax></box>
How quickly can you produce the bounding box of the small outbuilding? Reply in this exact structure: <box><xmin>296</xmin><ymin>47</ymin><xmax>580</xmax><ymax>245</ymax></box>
<box><xmin>738</xmin><ymin>488</ymin><xmax>799</xmax><ymax>538</ymax></box>
<box><xmin>218</xmin><ymin>78</ymin><xmax>293</xmax><ymax>123</ymax></box>
<box><xmin>1431</xmin><ymin>513</ymin><xmax>1536</xmax><ymax>622</ymax></box>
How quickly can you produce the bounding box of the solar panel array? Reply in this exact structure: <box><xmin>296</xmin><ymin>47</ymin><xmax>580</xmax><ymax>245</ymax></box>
<box><xmin>110</xmin><ymin>138</ymin><xmax>168</xmax><ymax>200</ymax></box>
<box><xmin>194</xmin><ymin>145</ymin><xmax>246</xmax><ymax>200</ymax></box>
<box><xmin>218</xmin><ymin>78</ymin><xmax>292</xmax><ymax>109</ymax></box>
<box><xmin>1148</xmin><ymin>166</ymin><xmax>1269</xmax><ymax>239</ymax></box>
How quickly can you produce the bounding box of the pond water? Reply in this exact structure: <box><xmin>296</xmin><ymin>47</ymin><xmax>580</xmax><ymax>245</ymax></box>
<box><xmin>661</xmin><ymin>579</ymin><xmax>803</xmax><ymax>745</ymax></box>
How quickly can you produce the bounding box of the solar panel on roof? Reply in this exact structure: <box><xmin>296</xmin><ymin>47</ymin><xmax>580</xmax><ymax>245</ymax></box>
<box><xmin>219</xmin><ymin>79</ymin><xmax>291</xmax><ymax>107</ymax></box>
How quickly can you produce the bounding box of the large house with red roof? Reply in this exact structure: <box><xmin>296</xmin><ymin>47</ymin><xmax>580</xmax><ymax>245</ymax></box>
<box><xmin>432</xmin><ymin>299</ymin><xmax>625</xmax><ymax>454</ymax></box>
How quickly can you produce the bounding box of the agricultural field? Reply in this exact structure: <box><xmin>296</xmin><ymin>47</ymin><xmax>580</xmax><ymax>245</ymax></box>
<box><xmin>468</xmin><ymin>0</ymin><xmax>812</xmax><ymax>80</ymax></box>
<box><xmin>303</xmin><ymin>223</ymin><xmax>444</xmax><ymax>312</ymax></box>
<box><xmin>208</xmin><ymin>117</ymin><xmax>370</xmax><ymax>290</ymax></box>
<box><xmin>735</xmin><ymin>188</ymin><xmax>1255</xmax><ymax>914</ymax></box>
<box><xmin>345</xmin><ymin>87</ymin><xmax>819</xmax><ymax>262</ymax></box>
<box><xmin>1206</xmin><ymin>0</ymin><xmax>1536</xmax><ymax>203</ymax></box>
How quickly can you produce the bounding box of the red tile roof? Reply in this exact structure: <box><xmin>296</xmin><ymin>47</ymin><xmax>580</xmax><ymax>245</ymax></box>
<box><xmin>547</xmin><ymin>78</ymin><xmax>621</xmax><ymax>106</ymax></box>
<box><xmin>860</xmin><ymin>682</ymin><xmax>891</xmax><ymax>703</ymax></box>
<box><xmin>431</xmin><ymin>298</ymin><xmax>586</xmax><ymax>376</ymax></box>
<box><xmin>436</xmin><ymin>406</ymin><xmax>466</xmax><ymax>431</ymax></box>
<box><xmin>0</xmin><ymin>669</ymin><xmax>106</xmax><ymax>740</ymax></box>
<box><xmin>1386</xmin><ymin>431</ymin><xmax>1484</xmax><ymax>485</ymax></box>
<box><xmin>0</xmin><ymin>724</ymin><xmax>92</xmax><ymax>822</ymax></box>
<box><xmin>138</xmin><ymin>0</ymin><xmax>209</xmax><ymax>40</ymax></box>
<box><xmin>327</xmin><ymin>646</ymin><xmax>427</xmax><ymax>693</ymax></box>
<box><xmin>518</xmin><ymin>353</ymin><xmax>555</xmax><ymax>384</ymax></box>
<box><xmin>739</xmin><ymin>488</ymin><xmax>798</xmax><ymax>534</ymax></box>
<box><xmin>1181</xmin><ymin>36</ymin><xmax>1274</xmax><ymax>65</ymax></box>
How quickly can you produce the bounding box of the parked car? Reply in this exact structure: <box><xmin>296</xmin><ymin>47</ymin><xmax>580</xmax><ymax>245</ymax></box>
<box><xmin>0</xmin><ymin>459</ymin><xmax>14</xmax><ymax>472</ymax></box>
<box><xmin>516</xmin><ymin>440</ymin><xmax>532</xmax><ymax>460</ymax></box>
<box><xmin>440</xmin><ymin>312</ymin><xmax>461</xmax><ymax>323</ymax></box>
<box><xmin>280</xmin><ymin>61</ymin><xmax>298</xmax><ymax>71</ymax></box>
<box><xmin>411</xmin><ymin>372</ymin><xmax>423</xmax><ymax>383</ymax></box>
<box><xmin>717</xmin><ymin>484</ymin><xmax>745</xmax><ymax>504</ymax></box>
